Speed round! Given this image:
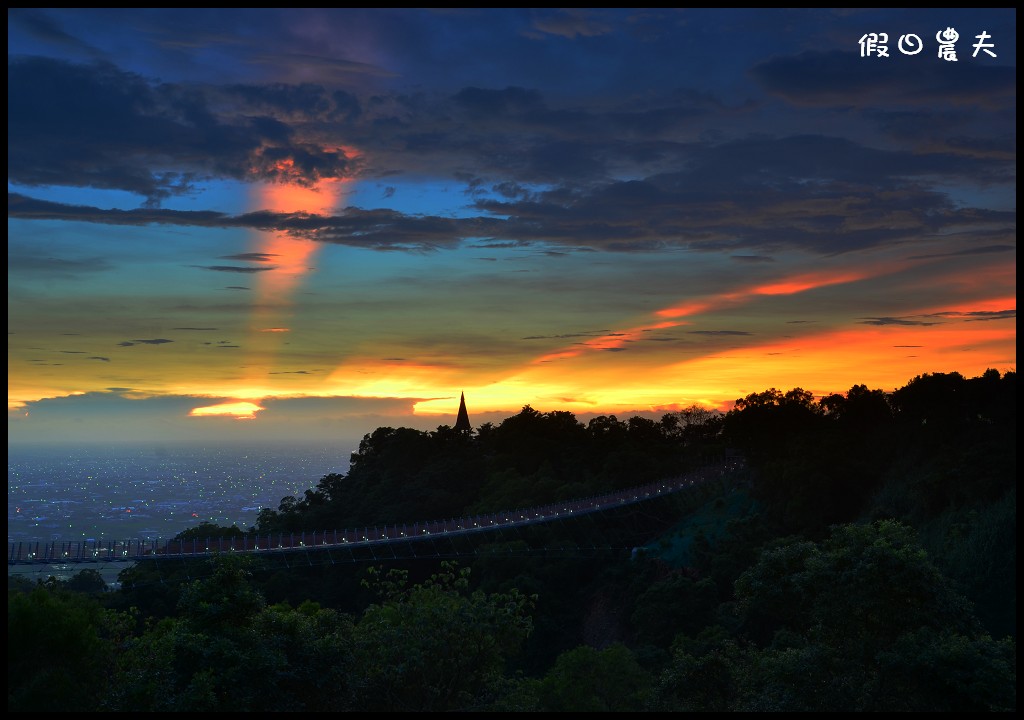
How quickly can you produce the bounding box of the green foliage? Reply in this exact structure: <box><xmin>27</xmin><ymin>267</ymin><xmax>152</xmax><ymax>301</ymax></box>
<box><xmin>107</xmin><ymin>554</ymin><xmax>355</xmax><ymax>712</ymax></box>
<box><xmin>63</xmin><ymin>568</ymin><xmax>110</xmax><ymax>594</ymax></box>
<box><xmin>175</xmin><ymin>554</ymin><xmax>266</xmax><ymax>634</ymax></box>
<box><xmin>723</xmin><ymin>371</ymin><xmax>1014</xmax><ymax>535</ymax></box>
<box><xmin>924</xmin><ymin>489</ymin><xmax>1017</xmax><ymax>639</ymax></box>
<box><xmin>8</xmin><ymin>585</ymin><xmax>134</xmax><ymax>712</ymax></box>
<box><xmin>537</xmin><ymin>643</ymin><xmax>653</xmax><ymax>712</ymax></box>
<box><xmin>630</xmin><ymin>573</ymin><xmax>718</xmax><ymax>649</ymax></box>
<box><xmin>352</xmin><ymin>561</ymin><xmax>536</xmax><ymax>712</ymax></box>
<box><xmin>652</xmin><ymin>625</ymin><xmax>745</xmax><ymax>712</ymax></box>
<box><xmin>728</xmin><ymin>520</ymin><xmax>1013</xmax><ymax>711</ymax></box>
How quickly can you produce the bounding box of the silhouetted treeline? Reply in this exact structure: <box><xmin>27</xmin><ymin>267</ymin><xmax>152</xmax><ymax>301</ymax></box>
<box><xmin>253</xmin><ymin>402</ymin><xmax>726</xmax><ymax>533</ymax></box>
<box><xmin>8</xmin><ymin>370</ymin><xmax>1015</xmax><ymax>712</ymax></box>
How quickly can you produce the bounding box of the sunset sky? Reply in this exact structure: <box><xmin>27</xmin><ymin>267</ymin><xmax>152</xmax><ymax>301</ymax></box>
<box><xmin>8</xmin><ymin>8</ymin><xmax>1016</xmax><ymax>446</ymax></box>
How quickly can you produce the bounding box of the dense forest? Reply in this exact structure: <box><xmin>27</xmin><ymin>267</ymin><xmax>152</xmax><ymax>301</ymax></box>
<box><xmin>8</xmin><ymin>370</ymin><xmax>1016</xmax><ymax>712</ymax></box>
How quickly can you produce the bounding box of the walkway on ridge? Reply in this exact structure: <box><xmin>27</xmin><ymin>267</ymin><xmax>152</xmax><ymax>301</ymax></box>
<box><xmin>8</xmin><ymin>459</ymin><xmax>744</xmax><ymax>566</ymax></box>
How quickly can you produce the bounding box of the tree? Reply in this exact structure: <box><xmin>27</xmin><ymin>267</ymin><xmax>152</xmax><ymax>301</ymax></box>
<box><xmin>8</xmin><ymin>585</ymin><xmax>133</xmax><ymax>712</ymax></box>
<box><xmin>107</xmin><ymin>555</ymin><xmax>355</xmax><ymax>712</ymax></box>
<box><xmin>63</xmin><ymin>568</ymin><xmax>110</xmax><ymax>594</ymax></box>
<box><xmin>729</xmin><ymin>520</ymin><xmax>1015</xmax><ymax>711</ymax></box>
<box><xmin>536</xmin><ymin>643</ymin><xmax>652</xmax><ymax>712</ymax></box>
<box><xmin>351</xmin><ymin>562</ymin><xmax>535</xmax><ymax>712</ymax></box>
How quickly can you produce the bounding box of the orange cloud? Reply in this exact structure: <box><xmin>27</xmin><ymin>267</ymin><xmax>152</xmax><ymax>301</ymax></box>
<box><xmin>533</xmin><ymin>320</ymin><xmax>688</xmax><ymax>363</ymax></box>
<box><xmin>750</xmin><ymin>270</ymin><xmax>871</xmax><ymax>296</ymax></box>
<box><xmin>657</xmin><ymin>268</ymin><xmax>875</xmax><ymax>318</ymax></box>
<box><xmin>188</xmin><ymin>401</ymin><xmax>265</xmax><ymax>420</ymax></box>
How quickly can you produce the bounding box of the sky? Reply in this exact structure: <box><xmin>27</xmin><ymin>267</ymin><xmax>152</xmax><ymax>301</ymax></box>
<box><xmin>7</xmin><ymin>8</ymin><xmax>1016</xmax><ymax>446</ymax></box>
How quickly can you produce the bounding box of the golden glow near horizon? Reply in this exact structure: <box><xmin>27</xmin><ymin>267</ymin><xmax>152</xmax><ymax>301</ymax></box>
<box><xmin>330</xmin><ymin>263</ymin><xmax>1015</xmax><ymax>417</ymax></box>
<box><xmin>188</xmin><ymin>401</ymin><xmax>265</xmax><ymax>420</ymax></box>
<box><xmin>9</xmin><ymin>245</ymin><xmax>1015</xmax><ymax>425</ymax></box>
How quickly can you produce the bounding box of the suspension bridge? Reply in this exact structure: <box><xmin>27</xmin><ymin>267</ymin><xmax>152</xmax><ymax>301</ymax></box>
<box><xmin>8</xmin><ymin>459</ymin><xmax>744</xmax><ymax>566</ymax></box>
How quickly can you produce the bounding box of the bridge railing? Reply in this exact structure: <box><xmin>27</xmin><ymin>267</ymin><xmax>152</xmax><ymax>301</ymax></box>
<box><xmin>8</xmin><ymin>458</ymin><xmax>744</xmax><ymax>564</ymax></box>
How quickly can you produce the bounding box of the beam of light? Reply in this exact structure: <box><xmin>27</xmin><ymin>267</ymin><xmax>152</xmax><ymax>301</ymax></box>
<box><xmin>188</xmin><ymin>401</ymin><xmax>265</xmax><ymax>420</ymax></box>
<box><xmin>185</xmin><ymin>147</ymin><xmax>360</xmax><ymax>421</ymax></box>
<box><xmin>242</xmin><ymin>177</ymin><xmax>350</xmax><ymax>349</ymax></box>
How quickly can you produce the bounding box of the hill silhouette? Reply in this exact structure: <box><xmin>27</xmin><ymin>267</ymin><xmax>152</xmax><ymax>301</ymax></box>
<box><xmin>9</xmin><ymin>369</ymin><xmax>1015</xmax><ymax>712</ymax></box>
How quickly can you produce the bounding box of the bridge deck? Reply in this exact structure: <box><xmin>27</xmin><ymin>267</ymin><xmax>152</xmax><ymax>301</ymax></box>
<box><xmin>9</xmin><ymin>460</ymin><xmax>743</xmax><ymax>565</ymax></box>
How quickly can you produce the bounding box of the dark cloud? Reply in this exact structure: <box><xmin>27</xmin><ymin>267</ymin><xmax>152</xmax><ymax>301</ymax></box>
<box><xmin>750</xmin><ymin>50</ymin><xmax>1016</xmax><ymax>108</ymax></box>
<box><xmin>120</xmin><ymin>338</ymin><xmax>174</xmax><ymax>345</ymax></box>
<box><xmin>14</xmin><ymin>171</ymin><xmax>1012</xmax><ymax>256</ymax></box>
<box><xmin>223</xmin><ymin>82</ymin><xmax>337</xmax><ymax>120</ymax></box>
<box><xmin>8</xmin><ymin>57</ymin><xmax>360</xmax><ymax>203</ymax></box>
<box><xmin>192</xmin><ymin>265</ymin><xmax>277</xmax><ymax>273</ymax></box>
<box><xmin>492</xmin><ymin>181</ymin><xmax>530</xmax><ymax>199</ymax></box>
<box><xmin>5</xmin><ymin>32</ymin><xmax>1014</xmax><ymax>260</ymax></box>
<box><xmin>529</xmin><ymin>8</ymin><xmax>612</xmax><ymax>39</ymax></box>
<box><xmin>907</xmin><ymin>244</ymin><xmax>1015</xmax><ymax>260</ymax></box>
<box><xmin>937</xmin><ymin>309</ymin><xmax>1015</xmax><ymax>321</ymax></box>
<box><xmin>452</xmin><ymin>85</ymin><xmax>546</xmax><ymax>116</ymax></box>
<box><xmin>269</xmin><ymin>370</ymin><xmax>312</xmax><ymax>374</ymax></box>
<box><xmin>9</xmin><ymin>192</ymin><xmax>237</xmax><ymax>225</ymax></box>
<box><xmin>225</xmin><ymin>286</ymin><xmax>250</xmax><ymax>290</ymax></box>
<box><xmin>218</xmin><ymin>252</ymin><xmax>278</xmax><ymax>262</ymax></box>
<box><xmin>871</xmin><ymin>109</ymin><xmax>1016</xmax><ymax>161</ymax></box>
<box><xmin>88</xmin><ymin>356</ymin><xmax>111</xmax><ymax>362</ymax></box>
<box><xmin>7</xmin><ymin>250</ymin><xmax>112</xmax><ymax>277</ymax></box>
<box><xmin>246</xmin><ymin>51</ymin><xmax>394</xmax><ymax>83</ymax></box>
<box><xmin>522</xmin><ymin>330</ymin><xmax>612</xmax><ymax>340</ymax></box>
<box><xmin>59</xmin><ymin>350</ymin><xmax>87</xmax><ymax>354</ymax></box>
<box><xmin>858</xmin><ymin>317</ymin><xmax>942</xmax><ymax>326</ymax></box>
<box><xmin>8</xmin><ymin>9</ymin><xmax>104</xmax><ymax>58</ymax></box>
